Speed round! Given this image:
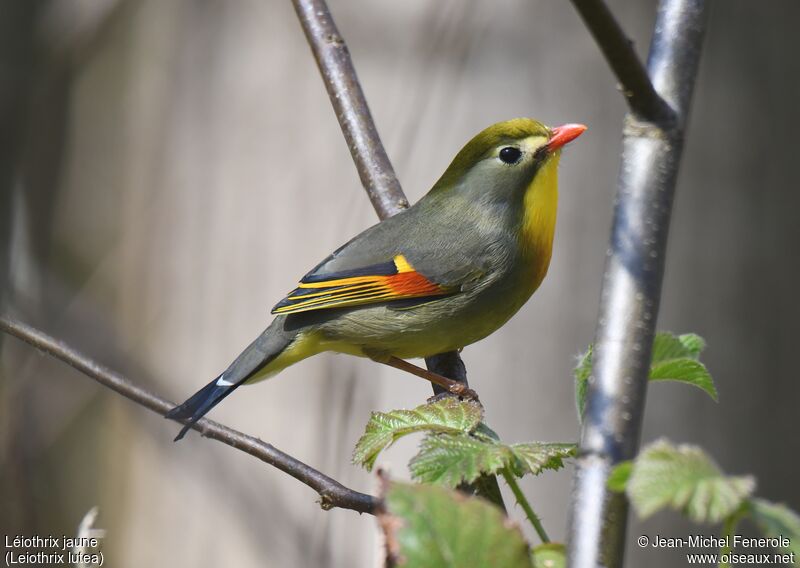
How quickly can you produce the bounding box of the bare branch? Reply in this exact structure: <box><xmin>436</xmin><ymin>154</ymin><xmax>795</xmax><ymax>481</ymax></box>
<box><xmin>570</xmin><ymin>0</ymin><xmax>674</xmax><ymax>123</ymax></box>
<box><xmin>291</xmin><ymin>0</ymin><xmax>407</xmax><ymax>218</ymax></box>
<box><xmin>568</xmin><ymin>0</ymin><xmax>708</xmax><ymax>566</ymax></box>
<box><xmin>0</xmin><ymin>315</ymin><xmax>377</xmax><ymax>515</ymax></box>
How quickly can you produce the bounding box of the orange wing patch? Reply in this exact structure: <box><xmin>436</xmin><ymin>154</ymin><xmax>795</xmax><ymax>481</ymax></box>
<box><xmin>271</xmin><ymin>254</ymin><xmax>450</xmax><ymax>315</ymax></box>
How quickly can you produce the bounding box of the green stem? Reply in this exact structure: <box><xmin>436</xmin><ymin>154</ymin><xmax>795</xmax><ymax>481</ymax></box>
<box><xmin>718</xmin><ymin>512</ymin><xmax>740</xmax><ymax>568</ymax></box>
<box><xmin>501</xmin><ymin>469</ymin><xmax>550</xmax><ymax>543</ymax></box>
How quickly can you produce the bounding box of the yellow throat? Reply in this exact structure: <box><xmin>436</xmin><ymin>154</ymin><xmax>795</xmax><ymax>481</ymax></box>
<box><xmin>521</xmin><ymin>152</ymin><xmax>560</xmax><ymax>288</ymax></box>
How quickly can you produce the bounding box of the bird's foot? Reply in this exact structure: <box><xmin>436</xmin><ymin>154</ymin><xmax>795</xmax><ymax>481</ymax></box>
<box><xmin>447</xmin><ymin>382</ymin><xmax>479</xmax><ymax>401</ymax></box>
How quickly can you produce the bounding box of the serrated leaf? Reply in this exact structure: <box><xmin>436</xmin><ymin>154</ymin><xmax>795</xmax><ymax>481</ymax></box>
<box><xmin>649</xmin><ymin>359</ymin><xmax>717</xmax><ymax>400</ymax></box>
<box><xmin>607</xmin><ymin>461</ymin><xmax>633</xmax><ymax>492</ymax></box>
<box><xmin>575</xmin><ymin>332</ymin><xmax>715</xmax><ymax>420</ymax></box>
<box><xmin>510</xmin><ymin>443</ymin><xmax>576</xmax><ymax>478</ymax></box>
<box><xmin>410</xmin><ymin>434</ymin><xmax>575</xmax><ymax>487</ymax></box>
<box><xmin>410</xmin><ymin>434</ymin><xmax>514</xmax><ymax>487</ymax></box>
<box><xmin>531</xmin><ymin>543</ymin><xmax>565</xmax><ymax>568</ymax></box>
<box><xmin>750</xmin><ymin>498</ymin><xmax>800</xmax><ymax>558</ymax></box>
<box><xmin>650</xmin><ymin>332</ymin><xmax>717</xmax><ymax>401</ymax></box>
<box><xmin>353</xmin><ymin>398</ymin><xmax>483</xmax><ymax>470</ymax></box>
<box><xmin>380</xmin><ymin>481</ymin><xmax>533</xmax><ymax>568</ymax></box>
<box><xmin>626</xmin><ymin>439</ymin><xmax>755</xmax><ymax>524</ymax></box>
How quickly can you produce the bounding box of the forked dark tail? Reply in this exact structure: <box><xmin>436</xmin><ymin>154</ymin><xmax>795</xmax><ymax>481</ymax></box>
<box><xmin>165</xmin><ymin>317</ymin><xmax>296</xmax><ymax>441</ymax></box>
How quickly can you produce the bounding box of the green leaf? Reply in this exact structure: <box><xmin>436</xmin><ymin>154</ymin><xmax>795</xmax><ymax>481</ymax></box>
<box><xmin>607</xmin><ymin>461</ymin><xmax>633</xmax><ymax>492</ymax></box>
<box><xmin>650</xmin><ymin>332</ymin><xmax>717</xmax><ymax>401</ymax></box>
<box><xmin>353</xmin><ymin>398</ymin><xmax>483</xmax><ymax>470</ymax></box>
<box><xmin>531</xmin><ymin>543</ymin><xmax>566</xmax><ymax>568</ymax></box>
<box><xmin>626</xmin><ymin>439</ymin><xmax>755</xmax><ymax>524</ymax></box>
<box><xmin>380</xmin><ymin>481</ymin><xmax>533</xmax><ymax>568</ymax></box>
<box><xmin>574</xmin><ymin>347</ymin><xmax>592</xmax><ymax>422</ymax></box>
<box><xmin>750</xmin><ymin>498</ymin><xmax>800</xmax><ymax>558</ymax></box>
<box><xmin>574</xmin><ymin>332</ymin><xmax>716</xmax><ymax>420</ymax></box>
<box><xmin>510</xmin><ymin>443</ymin><xmax>577</xmax><ymax>478</ymax></box>
<box><xmin>651</xmin><ymin>332</ymin><xmax>704</xmax><ymax>362</ymax></box>
<box><xmin>410</xmin><ymin>433</ymin><xmax>575</xmax><ymax>487</ymax></box>
<box><xmin>648</xmin><ymin>358</ymin><xmax>717</xmax><ymax>401</ymax></box>
<box><xmin>678</xmin><ymin>333</ymin><xmax>706</xmax><ymax>358</ymax></box>
<box><xmin>410</xmin><ymin>434</ymin><xmax>514</xmax><ymax>487</ymax></box>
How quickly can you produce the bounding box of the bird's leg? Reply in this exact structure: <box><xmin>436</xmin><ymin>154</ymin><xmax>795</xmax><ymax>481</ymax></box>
<box><xmin>378</xmin><ymin>356</ymin><xmax>479</xmax><ymax>400</ymax></box>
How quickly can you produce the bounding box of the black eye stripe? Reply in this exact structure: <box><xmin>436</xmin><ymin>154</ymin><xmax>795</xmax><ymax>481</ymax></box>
<box><xmin>499</xmin><ymin>146</ymin><xmax>522</xmax><ymax>165</ymax></box>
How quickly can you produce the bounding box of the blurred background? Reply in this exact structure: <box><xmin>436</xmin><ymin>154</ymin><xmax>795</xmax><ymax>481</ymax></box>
<box><xmin>1</xmin><ymin>0</ymin><xmax>798</xmax><ymax>566</ymax></box>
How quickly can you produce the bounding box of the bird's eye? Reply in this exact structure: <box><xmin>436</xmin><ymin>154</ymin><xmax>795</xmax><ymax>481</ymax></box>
<box><xmin>499</xmin><ymin>146</ymin><xmax>522</xmax><ymax>165</ymax></box>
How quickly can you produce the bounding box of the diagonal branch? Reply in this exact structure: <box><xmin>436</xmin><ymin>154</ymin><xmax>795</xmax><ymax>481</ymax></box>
<box><xmin>291</xmin><ymin>0</ymin><xmax>407</xmax><ymax>219</ymax></box>
<box><xmin>570</xmin><ymin>0</ymin><xmax>674</xmax><ymax>123</ymax></box>
<box><xmin>0</xmin><ymin>315</ymin><xmax>377</xmax><ymax>515</ymax></box>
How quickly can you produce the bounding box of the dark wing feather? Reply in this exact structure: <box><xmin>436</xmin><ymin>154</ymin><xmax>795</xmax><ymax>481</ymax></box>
<box><xmin>272</xmin><ymin>254</ymin><xmax>455</xmax><ymax>315</ymax></box>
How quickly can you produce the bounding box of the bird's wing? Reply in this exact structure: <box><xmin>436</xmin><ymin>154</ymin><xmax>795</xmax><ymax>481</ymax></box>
<box><xmin>271</xmin><ymin>252</ymin><xmax>463</xmax><ymax>315</ymax></box>
<box><xmin>271</xmin><ymin>205</ymin><xmax>492</xmax><ymax>315</ymax></box>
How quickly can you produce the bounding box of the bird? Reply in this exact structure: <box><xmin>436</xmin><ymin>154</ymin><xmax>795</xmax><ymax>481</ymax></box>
<box><xmin>166</xmin><ymin>118</ymin><xmax>586</xmax><ymax>440</ymax></box>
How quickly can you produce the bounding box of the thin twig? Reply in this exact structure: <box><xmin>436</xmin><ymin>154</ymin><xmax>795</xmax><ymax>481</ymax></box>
<box><xmin>568</xmin><ymin>1</ymin><xmax>708</xmax><ymax>567</ymax></box>
<box><xmin>0</xmin><ymin>315</ymin><xmax>376</xmax><ymax>515</ymax></box>
<box><xmin>570</xmin><ymin>0</ymin><xmax>674</xmax><ymax>123</ymax></box>
<box><xmin>291</xmin><ymin>0</ymin><xmax>407</xmax><ymax>218</ymax></box>
<box><xmin>501</xmin><ymin>469</ymin><xmax>550</xmax><ymax>544</ymax></box>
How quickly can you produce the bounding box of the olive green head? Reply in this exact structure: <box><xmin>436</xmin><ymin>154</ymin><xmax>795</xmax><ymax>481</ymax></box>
<box><xmin>430</xmin><ymin>118</ymin><xmax>585</xmax><ymax>204</ymax></box>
